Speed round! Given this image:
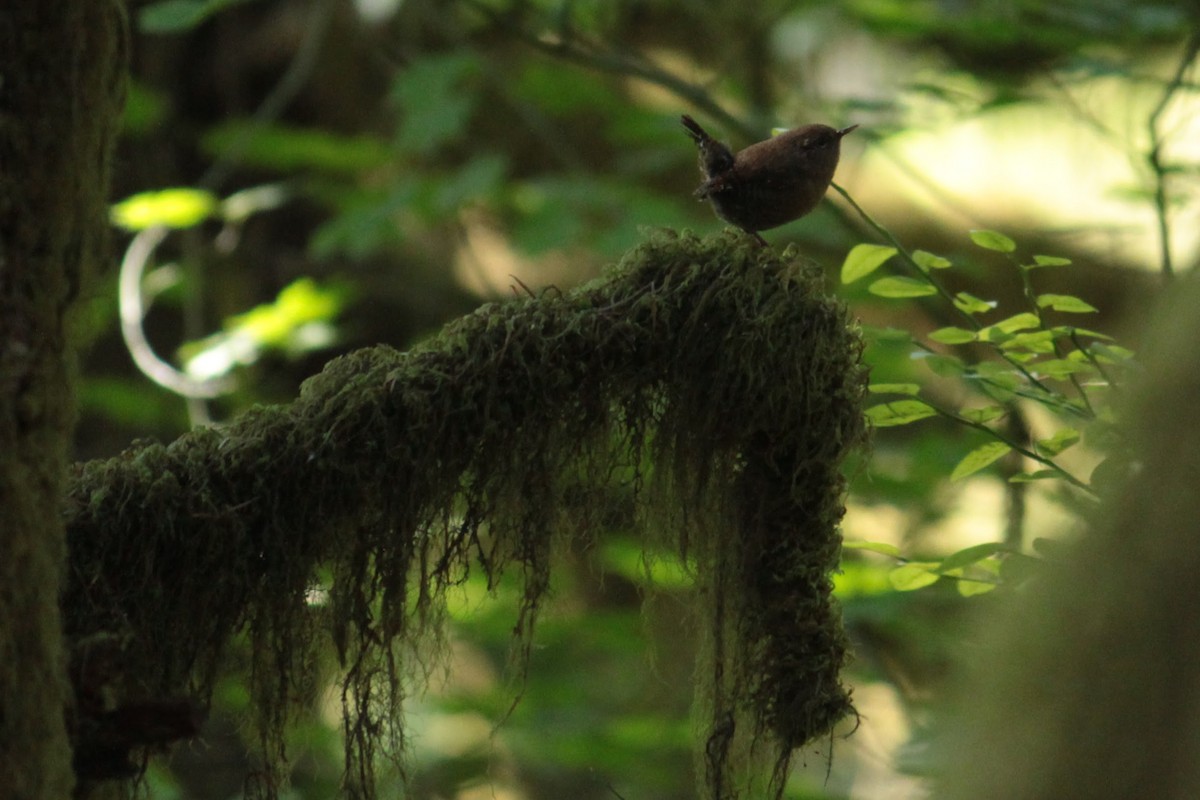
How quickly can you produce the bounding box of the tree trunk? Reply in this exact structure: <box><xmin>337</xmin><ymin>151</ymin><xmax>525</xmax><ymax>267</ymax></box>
<box><xmin>0</xmin><ymin>3</ymin><xmax>126</xmax><ymax>796</ymax></box>
<box><xmin>936</xmin><ymin>271</ymin><xmax>1200</xmax><ymax>798</ymax></box>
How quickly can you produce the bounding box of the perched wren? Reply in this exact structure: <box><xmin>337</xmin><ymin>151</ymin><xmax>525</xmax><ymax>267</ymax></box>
<box><xmin>681</xmin><ymin>114</ymin><xmax>857</xmax><ymax>245</ymax></box>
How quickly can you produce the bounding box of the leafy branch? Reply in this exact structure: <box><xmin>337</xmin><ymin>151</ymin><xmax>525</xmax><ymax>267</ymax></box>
<box><xmin>841</xmin><ymin>211</ymin><xmax>1134</xmax><ymax>502</ymax></box>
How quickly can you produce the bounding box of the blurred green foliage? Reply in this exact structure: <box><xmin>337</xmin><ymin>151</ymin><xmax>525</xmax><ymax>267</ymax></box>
<box><xmin>88</xmin><ymin>0</ymin><xmax>1200</xmax><ymax>797</ymax></box>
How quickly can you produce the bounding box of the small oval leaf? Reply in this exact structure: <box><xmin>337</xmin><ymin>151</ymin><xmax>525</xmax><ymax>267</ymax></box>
<box><xmin>865</xmin><ymin>400</ymin><xmax>937</xmax><ymax>427</ymax></box>
<box><xmin>939</xmin><ymin>542</ymin><xmax>1008</xmax><ymax>571</ymax></box>
<box><xmin>913</xmin><ymin>249</ymin><xmax>952</xmax><ymax>270</ymax></box>
<box><xmin>950</xmin><ymin>441</ymin><xmax>1012</xmax><ymax>481</ymax></box>
<box><xmin>1036</xmin><ymin>293</ymin><xmax>1097</xmax><ymax>313</ymax></box>
<box><xmin>1036</xmin><ymin>427</ymin><xmax>1081</xmax><ymax>457</ymax></box>
<box><xmin>953</xmin><ymin>291</ymin><xmax>997</xmax><ymax>314</ymax></box>
<box><xmin>929</xmin><ymin>326</ymin><xmax>978</xmax><ymax>344</ymax></box>
<box><xmin>843</xmin><ymin>540</ymin><xmax>902</xmax><ymax>557</ymax></box>
<box><xmin>959</xmin><ymin>405</ymin><xmax>1006</xmax><ymax>423</ymax></box>
<box><xmin>869</xmin><ymin>276</ymin><xmax>938</xmax><ymax>298</ymax></box>
<box><xmin>842</xmin><ymin>244</ymin><xmax>898</xmax><ymax>283</ymax></box>
<box><xmin>112</xmin><ymin>188</ymin><xmax>218</xmax><ymax>230</ymax></box>
<box><xmin>970</xmin><ymin>229</ymin><xmax>1017</xmax><ymax>253</ymax></box>
<box><xmin>1032</xmin><ymin>254</ymin><xmax>1072</xmax><ymax>267</ymax></box>
<box><xmin>889</xmin><ymin>563</ymin><xmax>941</xmax><ymax>591</ymax></box>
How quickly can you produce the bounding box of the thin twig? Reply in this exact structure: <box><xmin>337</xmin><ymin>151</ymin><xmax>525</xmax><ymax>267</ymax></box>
<box><xmin>1146</xmin><ymin>31</ymin><xmax>1200</xmax><ymax>280</ymax></box>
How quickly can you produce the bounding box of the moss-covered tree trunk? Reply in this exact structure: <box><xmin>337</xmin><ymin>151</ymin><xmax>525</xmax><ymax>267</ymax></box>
<box><xmin>0</xmin><ymin>4</ymin><xmax>125</xmax><ymax>796</ymax></box>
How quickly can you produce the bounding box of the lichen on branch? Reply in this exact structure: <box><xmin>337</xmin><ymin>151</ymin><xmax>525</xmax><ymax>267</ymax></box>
<box><xmin>64</xmin><ymin>230</ymin><xmax>868</xmax><ymax>799</ymax></box>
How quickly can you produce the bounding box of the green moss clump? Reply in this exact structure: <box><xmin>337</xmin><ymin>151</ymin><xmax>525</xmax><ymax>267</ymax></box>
<box><xmin>64</xmin><ymin>230</ymin><xmax>867</xmax><ymax>799</ymax></box>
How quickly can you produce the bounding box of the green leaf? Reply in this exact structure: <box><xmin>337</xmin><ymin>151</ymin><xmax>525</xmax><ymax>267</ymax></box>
<box><xmin>111</xmin><ymin>188</ymin><xmax>217</xmax><ymax>230</ymax></box>
<box><xmin>999</xmin><ymin>330</ymin><xmax>1057</xmax><ymax>354</ymax></box>
<box><xmin>956</xmin><ymin>579</ymin><xmax>998</xmax><ymax>596</ymax></box>
<box><xmin>994</xmin><ymin>312</ymin><xmax>1042</xmax><ymax>333</ymax></box>
<box><xmin>1054</xmin><ymin>326</ymin><xmax>1113</xmax><ymax>342</ymax></box>
<box><xmin>182</xmin><ymin>278</ymin><xmax>345</xmax><ymax>380</ymax></box>
<box><xmin>889</xmin><ymin>563</ymin><xmax>941</xmax><ymax>591</ymax></box>
<box><xmin>950</xmin><ymin>441</ymin><xmax>1012</xmax><ymax>481</ymax></box>
<box><xmin>869</xmin><ymin>277</ymin><xmax>938</xmax><ymax>298</ymax></box>
<box><xmin>959</xmin><ymin>405</ymin><xmax>1006</xmax><ymax>423</ymax></box>
<box><xmin>979</xmin><ymin>312</ymin><xmax>1040</xmax><ymax>341</ymax></box>
<box><xmin>939</xmin><ymin>542</ymin><xmax>1008</xmax><ymax>571</ymax></box>
<box><xmin>1036</xmin><ymin>294</ymin><xmax>1098</xmax><ymax>313</ymax></box>
<box><xmin>913</xmin><ymin>249</ymin><xmax>952</xmax><ymax>270</ymax></box>
<box><xmin>928</xmin><ymin>326</ymin><xmax>977</xmax><ymax>344</ymax></box>
<box><xmin>1090</xmin><ymin>344</ymin><xmax>1135</xmax><ymax>363</ymax></box>
<box><xmin>953</xmin><ymin>291</ymin><xmax>997</xmax><ymax>314</ymax></box>
<box><xmin>970</xmin><ymin>229</ymin><xmax>1017</xmax><ymax>253</ymax></box>
<box><xmin>392</xmin><ymin>53</ymin><xmax>481</xmax><ymax>156</ymax></box>
<box><xmin>1031</xmin><ymin>254</ymin><xmax>1072</xmax><ymax>267</ymax></box>
<box><xmin>1036</xmin><ymin>427</ymin><xmax>1081</xmax><ymax>456</ymax></box>
<box><xmin>842</xmin><ymin>244</ymin><xmax>898</xmax><ymax>283</ymax></box>
<box><xmin>867</xmin><ymin>383</ymin><xmax>921</xmax><ymax>396</ymax></box>
<box><xmin>842</xmin><ymin>540</ymin><xmax>901</xmax><ymax>557</ymax></box>
<box><xmin>1035</xmin><ymin>359</ymin><xmax>1096</xmax><ymax>380</ymax></box>
<box><xmin>923</xmin><ymin>353</ymin><xmax>966</xmax><ymax>377</ymax></box>
<box><xmin>865</xmin><ymin>400</ymin><xmax>938</xmax><ymax>427</ymax></box>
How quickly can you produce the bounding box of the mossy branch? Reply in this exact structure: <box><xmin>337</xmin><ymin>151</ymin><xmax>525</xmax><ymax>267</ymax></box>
<box><xmin>63</xmin><ymin>231</ymin><xmax>868</xmax><ymax>799</ymax></box>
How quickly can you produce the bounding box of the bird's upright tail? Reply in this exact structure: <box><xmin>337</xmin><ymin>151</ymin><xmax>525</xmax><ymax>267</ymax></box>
<box><xmin>680</xmin><ymin>114</ymin><xmax>710</xmax><ymax>143</ymax></box>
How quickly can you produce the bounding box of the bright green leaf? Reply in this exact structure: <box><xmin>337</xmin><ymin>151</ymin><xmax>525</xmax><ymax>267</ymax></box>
<box><xmin>913</xmin><ymin>249</ymin><xmax>952</xmax><ymax>270</ymax></box>
<box><xmin>182</xmin><ymin>278</ymin><xmax>344</xmax><ymax>380</ymax></box>
<box><xmin>865</xmin><ymin>400</ymin><xmax>937</xmax><ymax>427</ymax></box>
<box><xmin>869</xmin><ymin>277</ymin><xmax>938</xmax><ymax>298</ymax></box>
<box><xmin>999</xmin><ymin>330</ymin><xmax>1056</xmax><ymax>353</ymax></box>
<box><xmin>112</xmin><ymin>188</ymin><xmax>218</xmax><ymax>230</ymax></box>
<box><xmin>1037</xmin><ymin>293</ymin><xmax>1098</xmax><ymax>313</ymax></box>
<box><xmin>928</xmin><ymin>326</ymin><xmax>977</xmax><ymax>344</ymax></box>
<box><xmin>939</xmin><ymin>542</ymin><xmax>1008</xmax><ymax>571</ymax></box>
<box><xmin>867</xmin><ymin>383</ymin><xmax>921</xmax><ymax>396</ymax></box>
<box><xmin>842</xmin><ymin>540</ymin><xmax>901</xmax><ymax>557</ymax></box>
<box><xmin>842</xmin><ymin>243</ymin><xmax>898</xmax><ymax>283</ymax></box>
<box><xmin>970</xmin><ymin>229</ymin><xmax>1017</xmax><ymax>252</ymax></box>
<box><xmin>1035</xmin><ymin>359</ymin><xmax>1096</xmax><ymax>380</ymax></box>
<box><xmin>994</xmin><ymin>312</ymin><xmax>1042</xmax><ymax>333</ymax></box>
<box><xmin>1036</xmin><ymin>427</ymin><xmax>1081</xmax><ymax>457</ymax></box>
<box><xmin>950</xmin><ymin>441</ymin><xmax>1012</xmax><ymax>481</ymax></box>
<box><xmin>1054</xmin><ymin>326</ymin><xmax>1113</xmax><ymax>342</ymax></box>
<box><xmin>959</xmin><ymin>405</ymin><xmax>1006</xmax><ymax>423</ymax></box>
<box><xmin>956</xmin><ymin>579</ymin><xmax>998</xmax><ymax>596</ymax></box>
<box><xmin>953</xmin><ymin>291</ymin><xmax>997</xmax><ymax>314</ymax></box>
<box><xmin>1031</xmin><ymin>254</ymin><xmax>1072</xmax><ymax>267</ymax></box>
<box><xmin>889</xmin><ymin>563</ymin><xmax>941</xmax><ymax>591</ymax></box>
<box><xmin>979</xmin><ymin>313</ymin><xmax>1040</xmax><ymax>341</ymax></box>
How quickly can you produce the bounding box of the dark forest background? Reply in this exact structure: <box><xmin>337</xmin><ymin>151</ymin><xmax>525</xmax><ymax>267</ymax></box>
<box><xmin>80</xmin><ymin>1</ymin><xmax>1199</xmax><ymax>797</ymax></box>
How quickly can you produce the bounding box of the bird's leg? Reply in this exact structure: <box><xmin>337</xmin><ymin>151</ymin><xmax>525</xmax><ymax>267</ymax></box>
<box><xmin>746</xmin><ymin>230</ymin><xmax>769</xmax><ymax>247</ymax></box>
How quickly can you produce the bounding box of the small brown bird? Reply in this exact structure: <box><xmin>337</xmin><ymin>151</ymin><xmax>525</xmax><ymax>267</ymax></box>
<box><xmin>681</xmin><ymin>114</ymin><xmax>857</xmax><ymax>245</ymax></box>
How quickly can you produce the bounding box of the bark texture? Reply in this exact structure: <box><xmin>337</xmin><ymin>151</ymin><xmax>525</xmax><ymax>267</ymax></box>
<box><xmin>0</xmin><ymin>3</ymin><xmax>126</xmax><ymax>796</ymax></box>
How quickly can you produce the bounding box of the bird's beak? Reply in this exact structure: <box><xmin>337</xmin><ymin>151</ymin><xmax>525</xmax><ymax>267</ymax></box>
<box><xmin>837</xmin><ymin>124</ymin><xmax>859</xmax><ymax>138</ymax></box>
